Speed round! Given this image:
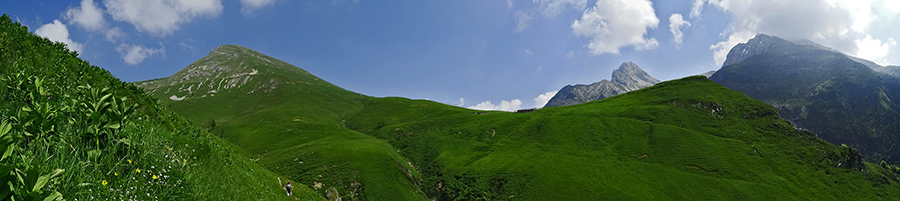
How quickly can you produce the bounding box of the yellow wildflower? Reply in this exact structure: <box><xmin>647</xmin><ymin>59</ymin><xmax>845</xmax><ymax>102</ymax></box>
<box><xmin>127</xmin><ymin>159</ymin><xmax>132</xmax><ymax>164</ymax></box>
<box><xmin>114</xmin><ymin>172</ymin><xmax>118</xmax><ymax>176</ymax></box>
<box><xmin>167</xmin><ymin>146</ymin><xmax>173</xmax><ymax>151</ymax></box>
<box><xmin>102</xmin><ymin>180</ymin><xmax>108</xmax><ymax>186</ymax></box>
<box><xmin>136</xmin><ymin>168</ymin><xmax>141</xmax><ymax>173</ymax></box>
<box><xmin>149</xmin><ymin>170</ymin><xmax>152</xmax><ymax>173</ymax></box>
<box><xmin>152</xmin><ymin>175</ymin><xmax>158</xmax><ymax>179</ymax></box>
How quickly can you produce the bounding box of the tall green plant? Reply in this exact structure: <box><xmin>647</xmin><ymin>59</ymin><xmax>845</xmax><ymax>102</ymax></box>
<box><xmin>0</xmin><ymin>121</ymin><xmax>65</xmax><ymax>201</ymax></box>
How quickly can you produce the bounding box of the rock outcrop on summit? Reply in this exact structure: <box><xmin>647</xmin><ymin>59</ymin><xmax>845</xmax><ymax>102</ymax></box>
<box><xmin>544</xmin><ymin>62</ymin><xmax>660</xmax><ymax>107</ymax></box>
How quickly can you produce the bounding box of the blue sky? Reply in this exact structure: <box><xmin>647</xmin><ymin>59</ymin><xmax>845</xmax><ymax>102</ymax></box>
<box><xmin>3</xmin><ymin>0</ymin><xmax>899</xmax><ymax>111</ymax></box>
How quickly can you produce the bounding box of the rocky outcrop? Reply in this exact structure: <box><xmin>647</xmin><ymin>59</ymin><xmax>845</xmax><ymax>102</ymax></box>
<box><xmin>544</xmin><ymin>62</ymin><xmax>659</xmax><ymax>107</ymax></box>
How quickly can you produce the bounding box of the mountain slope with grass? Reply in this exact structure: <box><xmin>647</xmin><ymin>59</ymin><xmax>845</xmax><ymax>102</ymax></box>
<box><xmin>0</xmin><ymin>15</ymin><xmax>321</xmax><ymax>201</ymax></box>
<box><xmin>141</xmin><ymin>44</ymin><xmax>900</xmax><ymax>200</ymax></box>
<box><xmin>136</xmin><ymin>45</ymin><xmax>426</xmax><ymax>200</ymax></box>
<box><xmin>710</xmin><ymin>34</ymin><xmax>900</xmax><ymax>164</ymax></box>
<box><xmin>545</xmin><ymin>62</ymin><xmax>660</xmax><ymax>107</ymax></box>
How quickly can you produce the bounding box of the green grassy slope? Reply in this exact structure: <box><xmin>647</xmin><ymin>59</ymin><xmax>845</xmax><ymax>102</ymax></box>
<box><xmin>346</xmin><ymin>76</ymin><xmax>900</xmax><ymax>200</ymax></box>
<box><xmin>137</xmin><ymin>45</ymin><xmax>426</xmax><ymax>200</ymax></box>
<box><xmin>0</xmin><ymin>15</ymin><xmax>321</xmax><ymax>200</ymax></box>
<box><xmin>140</xmin><ymin>43</ymin><xmax>900</xmax><ymax>200</ymax></box>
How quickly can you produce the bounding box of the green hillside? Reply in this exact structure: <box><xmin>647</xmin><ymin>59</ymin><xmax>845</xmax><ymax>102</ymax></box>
<box><xmin>140</xmin><ymin>44</ymin><xmax>900</xmax><ymax>200</ymax></box>
<box><xmin>0</xmin><ymin>15</ymin><xmax>322</xmax><ymax>200</ymax></box>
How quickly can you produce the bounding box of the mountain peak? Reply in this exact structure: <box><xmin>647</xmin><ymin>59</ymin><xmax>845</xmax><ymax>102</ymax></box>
<box><xmin>544</xmin><ymin>62</ymin><xmax>660</xmax><ymax>107</ymax></box>
<box><xmin>722</xmin><ymin>34</ymin><xmax>796</xmax><ymax>67</ymax></box>
<box><xmin>611</xmin><ymin>62</ymin><xmax>660</xmax><ymax>91</ymax></box>
<box><xmin>136</xmin><ymin>45</ymin><xmax>334</xmax><ymax>102</ymax></box>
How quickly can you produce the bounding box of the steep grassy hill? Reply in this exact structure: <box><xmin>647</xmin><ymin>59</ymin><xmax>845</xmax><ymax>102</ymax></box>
<box><xmin>0</xmin><ymin>15</ymin><xmax>321</xmax><ymax>200</ymax></box>
<box><xmin>136</xmin><ymin>45</ymin><xmax>425</xmax><ymax>200</ymax></box>
<box><xmin>141</xmin><ymin>45</ymin><xmax>900</xmax><ymax>200</ymax></box>
<box><xmin>710</xmin><ymin>34</ymin><xmax>900</xmax><ymax>164</ymax></box>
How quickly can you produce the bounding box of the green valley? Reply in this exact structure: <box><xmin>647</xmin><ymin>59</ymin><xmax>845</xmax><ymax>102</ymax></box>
<box><xmin>134</xmin><ymin>44</ymin><xmax>900</xmax><ymax>200</ymax></box>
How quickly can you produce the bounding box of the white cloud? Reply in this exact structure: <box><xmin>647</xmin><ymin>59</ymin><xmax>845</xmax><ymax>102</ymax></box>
<box><xmin>65</xmin><ymin>0</ymin><xmax>106</xmax><ymax>31</ymax></box>
<box><xmin>534</xmin><ymin>0</ymin><xmax>587</xmax><ymax>17</ymax></box>
<box><xmin>104</xmin><ymin>0</ymin><xmax>223</xmax><ymax>36</ymax></box>
<box><xmin>35</xmin><ymin>20</ymin><xmax>84</xmax><ymax>53</ymax></box>
<box><xmin>468</xmin><ymin>99</ymin><xmax>523</xmax><ymax>112</ymax></box>
<box><xmin>179</xmin><ymin>41</ymin><xmax>194</xmax><ymax>50</ymax></box>
<box><xmin>240</xmin><ymin>0</ymin><xmax>276</xmax><ymax>15</ymax></box>
<box><xmin>698</xmin><ymin>0</ymin><xmax>900</xmax><ymax>66</ymax></box>
<box><xmin>515</xmin><ymin>10</ymin><xmax>534</xmax><ymax>33</ymax></box>
<box><xmin>565</xmin><ymin>50</ymin><xmax>575</xmax><ymax>58</ymax></box>
<box><xmin>690</xmin><ymin>0</ymin><xmax>705</xmax><ymax>18</ymax></box>
<box><xmin>457</xmin><ymin>97</ymin><xmax>465</xmax><ymax>106</ymax></box>
<box><xmin>117</xmin><ymin>43</ymin><xmax>164</xmax><ymax>65</ymax></box>
<box><xmin>524</xmin><ymin>48</ymin><xmax>533</xmax><ymax>55</ymax></box>
<box><xmin>105</xmin><ymin>26</ymin><xmax>125</xmax><ymax>42</ymax></box>
<box><xmin>533</xmin><ymin>91</ymin><xmax>557</xmax><ymax>108</ymax></box>
<box><xmin>507</xmin><ymin>0</ymin><xmax>514</xmax><ymax>9</ymax></box>
<box><xmin>856</xmin><ymin>35</ymin><xmax>896</xmax><ymax>65</ymax></box>
<box><xmin>886</xmin><ymin>0</ymin><xmax>900</xmax><ymax>12</ymax></box>
<box><xmin>571</xmin><ymin>0</ymin><xmax>660</xmax><ymax>55</ymax></box>
<box><xmin>709</xmin><ymin>30</ymin><xmax>755</xmax><ymax>66</ymax></box>
<box><xmin>669</xmin><ymin>13</ymin><xmax>691</xmax><ymax>46</ymax></box>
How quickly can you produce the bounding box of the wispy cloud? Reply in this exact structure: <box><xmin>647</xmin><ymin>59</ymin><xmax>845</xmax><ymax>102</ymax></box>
<box><xmin>239</xmin><ymin>0</ymin><xmax>276</xmax><ymax>16</ymax></box>
<box><xmin>104</xmin><ymin>0</ymin><xmax>223</xmax><ymax>37</ymax></box>
<box><xmin>117</xmin><ymin>43</ymin><xmax>165</xmax><ymax>65</ymax></box>
<box><xmin>669</xmin><ymin>13</ymin><xmax>691</xmax><ymax>47</ymax></box>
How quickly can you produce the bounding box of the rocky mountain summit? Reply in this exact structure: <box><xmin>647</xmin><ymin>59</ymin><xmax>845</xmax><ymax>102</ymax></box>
<box><xmin>544</xmin><ymin>62</ymin><xmax>659</xmax><ymax>107</ymax></box>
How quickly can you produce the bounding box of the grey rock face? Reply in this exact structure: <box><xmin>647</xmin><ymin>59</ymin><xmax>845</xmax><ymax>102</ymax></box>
<box><xmin>612</xmin><ymin>62</ymin><xmax>660</xmax><ymax>91</ymax></box>
<box><xmin>545</xmin><ymin>62</ymin><xmax>659</xmax><ymax>107</ymax></box>
<box><xmin>722</xmin><ymin>34</ymin><xmax>788</xmax><ymax>67</ymax></box>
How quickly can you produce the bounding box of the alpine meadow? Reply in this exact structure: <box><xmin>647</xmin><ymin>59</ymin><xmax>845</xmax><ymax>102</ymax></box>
<box><xmin>4</xmin><ymin>0</ymin><xmax>900</xmax><ymax>200</ymax></box>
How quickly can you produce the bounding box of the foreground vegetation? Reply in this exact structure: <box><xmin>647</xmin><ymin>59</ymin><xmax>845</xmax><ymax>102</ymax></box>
<box><xmin>0</xmin><ymin>15</ymin><xmax>321</xmax><ymax>200</ymax></box>
<box><xmin>140</xmin><ymin>43</ymin><xmax>900</xmax><ymax>200</ymax></box>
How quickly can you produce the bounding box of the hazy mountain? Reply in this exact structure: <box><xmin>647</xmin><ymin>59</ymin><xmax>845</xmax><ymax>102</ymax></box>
<box><xmin>710</xmin><ymin>34</ymin><xmax>900</xmax><ymax>164</ymax></box>
<box><xmin>701</xmin><ymin>70</ymin><xmax>717</xmax><ymax>77</ymax></box>
<box><xmin>544</xmin><ymin>62</ymin><xmax>660</xmax><ymax>107</ymax></box>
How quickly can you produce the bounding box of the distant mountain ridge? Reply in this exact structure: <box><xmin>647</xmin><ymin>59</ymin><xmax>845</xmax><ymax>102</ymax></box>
<box><xmin>544</xmin><ymin>62</ymin><xmax>660</xmax><ymax>107</ymax></box>
<box><xmin>710</xmin><ymin>34</ymin><xmax>900</xmax><ymax>163</ymax></box>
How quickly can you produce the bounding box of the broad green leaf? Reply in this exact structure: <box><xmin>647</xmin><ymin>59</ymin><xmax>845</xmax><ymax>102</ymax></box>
<box><xmin>1</xmin><ymin>145</ymin><xmax>12</xmax><ymax>161</ymax></box>
<box><xmin>0</xmin><ymin>121</ymin><xmax>10</xmax><ymax>136</ymax></box>
<box><xmin>0</xmin><ymin>186</ymin><xmax>10</xmax><ymax>201</ymax></box>
<box><xmin>42</xmin><ymin>191</ymin><xmax>62</xmax><ymax>201</ymax></box>
<box><xmin>103</xmin><ymin>123</ymin><xmax>120</xmax><ymax>129</ymax></box>
<box><xmin>46</xmin><ymin>169</ymin><xmax>63</xmax><ymax>179</ymax></box>
<box><xmin>118</xmin><ymin>138</ymin><xmax>131</xmax><ymax>146</ymax></box>
<box><xmin>24</xmin><ymin>167</ymin><xmax>38</xmax><ymax>193</ymax></box>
